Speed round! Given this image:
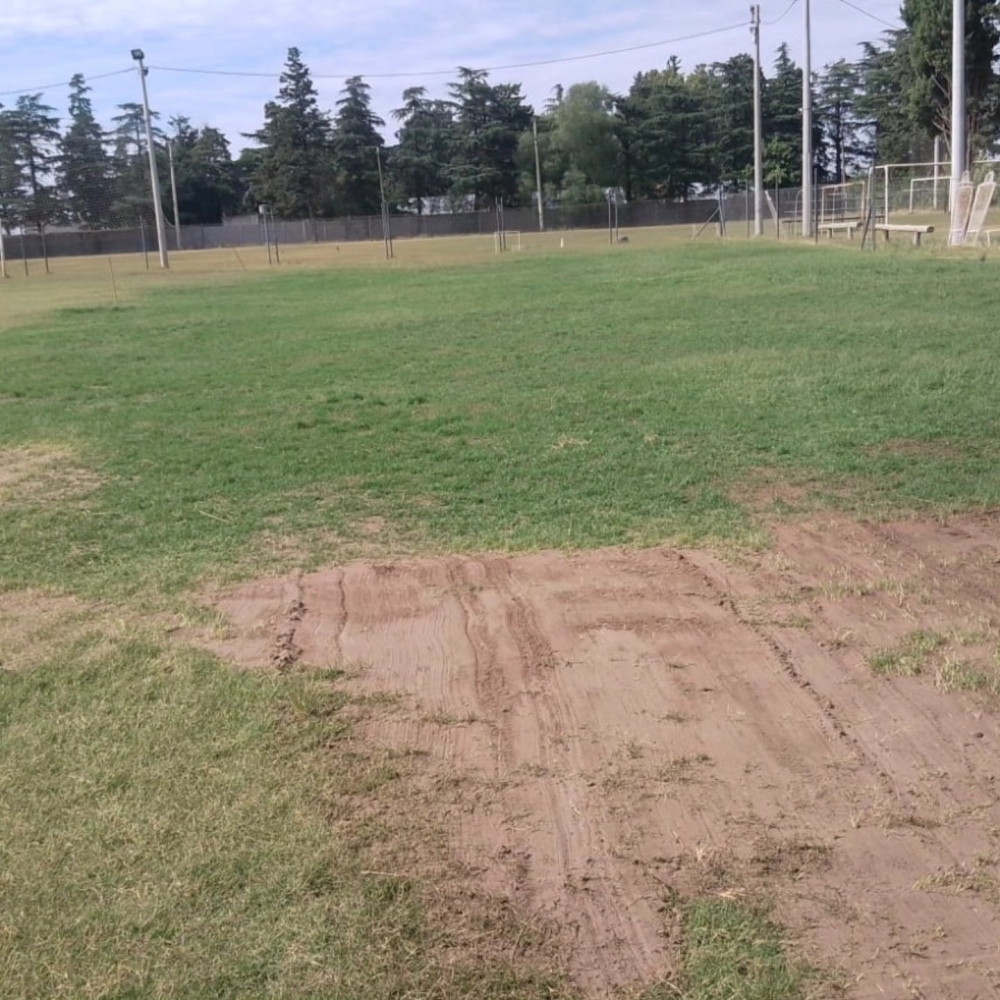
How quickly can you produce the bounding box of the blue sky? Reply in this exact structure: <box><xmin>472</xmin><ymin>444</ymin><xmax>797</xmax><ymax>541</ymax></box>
<box><xmin>1</xmin><ymin>0</ymin><xmax>902</xmax><ymax>152</ymax></box>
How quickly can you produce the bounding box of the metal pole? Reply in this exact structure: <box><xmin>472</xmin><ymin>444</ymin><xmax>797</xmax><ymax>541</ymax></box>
<box><xmin>608</xmin><ymin>191</ymin><xmax>613</xmax><ymax>245</ymax></box>
<box><xmin>801</xmin><ymin>0</ymin><xmax>813</xmax><ymax>238</ymax></box>
<box><xmin>261</xmin><ymin>206</ymin><xmax>272</xmax><ymax>265</ymax></box>
<box><xmin>752</xmin><ymin>4</ymin><xmax>764</xmax><ymax>236</ymax></box>
<box><xmin>133</xmin><ymin>53</ymin><xmax>169</xmax><ymax>269</ymax></box>
<box><xmin>0</xmin><ymin>225</ymin><xmax>7</xmax><ymax>279</ymax></box>
<box><xmin>951</xmin><ymin>0</ymin><xmax>967</xmax><ymax>234</ymax></box>
<box><xmin>375</xmin><ymin>146</ymin><xmax>393</xmax><ymax>259</ymax></box>
<box><xmin>168</xmin><ymin>140</ymin><xmax>182</xmax><ymax>250</ymax></box>
<box><xmin>532</xmin><ymin>117</ymin><xmax>545</xmax><ymax>232</ymax></box>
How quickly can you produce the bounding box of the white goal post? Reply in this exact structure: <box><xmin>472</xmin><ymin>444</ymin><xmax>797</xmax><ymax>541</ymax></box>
<box><xmin>819</xmin><ymin>181</ymin><xmax>867</xmax><ymax>225</ymax></box>
<box><xmin>493</xmin><ymin>230</ymin><xmax>522</xmax><ymax>253</ymax></box>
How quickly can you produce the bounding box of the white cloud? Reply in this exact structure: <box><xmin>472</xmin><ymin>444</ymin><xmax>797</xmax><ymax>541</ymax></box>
<box><xmin>0</xmin><ymin>0</ymin><xmax>901</xmax><ymax>149</ymax></box>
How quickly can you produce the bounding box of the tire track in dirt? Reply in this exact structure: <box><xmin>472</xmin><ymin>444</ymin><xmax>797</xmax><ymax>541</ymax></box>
<box><xmin>201</xmin><ymin>519</ymin><xmax>1000</xmax><ymax>999</ymax></box>
<box><xmin>675</xmin><ymin>550</ymin><xmax>892</xmax><ymax>788</ymax></box>
<box><xmin>270</xmin><ymin>574</ymin><xmax>305</xmax><ymax>671</ymax></box>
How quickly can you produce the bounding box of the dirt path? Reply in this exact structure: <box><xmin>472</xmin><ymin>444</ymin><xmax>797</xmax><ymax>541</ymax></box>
<box><xmin>203</xmin><ymin>515</ymin><xmax>1000</xmax><ymax>998</ymax></box>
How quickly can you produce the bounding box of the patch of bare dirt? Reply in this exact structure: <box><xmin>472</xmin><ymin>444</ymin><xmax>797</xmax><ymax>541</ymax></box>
<box><xmin>867</xmin><ymin>437</ymin><xmax>963</xmax><ymax>460</ymax></box>
<box><xmin>202</xmin><ymin>514</ymin><xmax>1000</xmax><ymax>997</ymax></box>
<box><xmin>0</xmin><ymin>590</ymin><xmax>90</xmax><ymax>670</ymax></box>
<box><xmin>0</xmin><ymin>446</ymin><xmax>100</xmax><ymax>504</ymax></box>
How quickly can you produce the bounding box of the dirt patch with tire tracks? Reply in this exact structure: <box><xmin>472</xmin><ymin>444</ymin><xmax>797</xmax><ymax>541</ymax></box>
<box><xmin>197</xmin><ymin>514</ymin><xmax>1000</xmax><ymax>998</ymax></box>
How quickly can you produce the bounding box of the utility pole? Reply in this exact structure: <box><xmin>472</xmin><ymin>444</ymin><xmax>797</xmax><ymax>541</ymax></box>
<box><xmin>131</xmin><ymin>49</ymin><xmax>169</xmax><ymax>269</ymax></box>
<box><xmin>167</xmin><ymin>140</ymin><xmax>182</xmax><ymax>251</ymax></box>
<box><xmin>950</xmin><ymin>0</ymin><xmax>966</xmax><ymax>241</ymax></box>
<box><xmin>532</xmin><ymin>117</ymin><xmax>545</xmax><ymax>232</ymax></box>
<box><xmin>751</xmin><ymin>5</ymin><xmax>764</xmax><ymax>236</ymax></box>
<box><xmin>375</xmin><ymin>145</ymin><xmax>393</xmax><ymax>259</ymax></box>
<box><xmin>933</xmin><ymin>134</ymin><xmax>942</xmax><ymax>210</ymax></box>
<box><xmin>801</xmin><ymin>0</ymin><xmax>813</xmax><ymax>238</ymax></box>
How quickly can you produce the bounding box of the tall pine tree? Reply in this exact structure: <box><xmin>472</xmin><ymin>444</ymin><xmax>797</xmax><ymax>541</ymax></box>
<box><xmin>248</xmin><ymin>48</ymin><xmax>332</xmax><ymax>219</ymax></box>
<box><xmin>59</xmin><ymin>74</ymin><xmax>111</xmax><ymax>228</ymax></box>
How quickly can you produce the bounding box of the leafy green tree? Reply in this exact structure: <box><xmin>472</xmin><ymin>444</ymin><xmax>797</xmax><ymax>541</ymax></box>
<box><xmin>331</xmin><ymin>76</ymin><xmax>385</xmax><ymax>216</ymax></box>
<box><xmin>818</xmin><ymin>60</ymin><xmax>867</xmax><ymax>180</ymax></box>
<box><xmin>901</xmin><ymin>0</ymin><xmax>999</xmax><ymax>157</ymax></box>
<box><xmin>690</xmin><ymin>55</ymin><xmax>756</xmax><ymax>186</ymax></box>
<box><xmin>248</xmin><ymin>47</ymin><xmax>333</xmax><ymax>219</ymax></box>
<box><xmin>855</xmin><ymin>32</ymin><xmax>931</xmax><ymax>165</ymax></box>
<box><xmin>0</xmin><ymin>106</ymin><xmax>27</xmax><ymax>232</ymax></box>
<box><xmin>621</xmin><ymin>59</ymin><xmax>702</xmax><ymax>198</ymax></box>
<box><xmin>448</xmin><ymin>68</ymin><xmax>533</xmax><ymax>208</ymax></box>
<box><xmin>168</xmin><ymin>117</ymin><xmax>242</xmax><ymax>224</ymax></box>
<box><xmin>764</xmin><ymin>44</ymin><xmax>804</xmax><ymax>184</ymax></box>
<box><xmin>7</xmin><ymin>94</ymin><xmax>62</xmax><ymax>232</ymax></box>
<box><xmin>550</xmin><ymin>82</ymin><xmax>620</xmax><ymax>189</ymax></box>
<box><xmin>59</xmin><ymin>74</ymin><xmax>112</xmax><ymax>228</ymax></box>
<box><xmin>108</xmin><ymin>101</ymin><xmax>163</xmax><ymax>226</ymax></box>
<box><xmin>390</xmin><ymin>87</ymin><xmax>454</xmax><ymax>213</ymax></box>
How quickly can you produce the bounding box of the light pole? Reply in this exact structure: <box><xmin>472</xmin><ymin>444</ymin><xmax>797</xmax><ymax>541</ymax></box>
<box><xmin>532</xmin><ymin>117</ymin><xmax>545</xmax><ymax>232</ymax></box>
<box><xmin>131</xmin><ymin>49</ymin><xmax>169</xmax><ymax>269</ymax></box>
<box><xmin>751</xmin><ymin>5</ymin><xmax>764</xmax><ymax>236</ymax></box>
<box><xmin>167</xmin><ymin>140</ymin><xmax>182</xmax><ymax>250</ymax></box>
<box><xmin>801</xmin><ymin>0</ymin><xmax>813</xmax><ymax>238</ymax></box>
<box><xmin>950</xmin><ymin>0</ymin><xmax>966</xmax><ymax>241</ymax></box>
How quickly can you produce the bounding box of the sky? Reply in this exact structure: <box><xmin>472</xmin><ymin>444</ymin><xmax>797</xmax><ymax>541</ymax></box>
<box><xmin>0</xmin><ymin>0</ymin><xmax>902</xmax><ymax>152</ymax></box>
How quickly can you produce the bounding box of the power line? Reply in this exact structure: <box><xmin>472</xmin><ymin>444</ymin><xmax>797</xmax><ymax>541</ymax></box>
<box><xmin>763</xmin><ymin>0</ymin><xmax>800</xmax><ymax>26</ymax></box>
<box><xmin>833</xmin><ymin>0</ymin><xmax>898</xmax><ymax>29</ymax></box>
<box><xmin>148</xmin><ymin>23</ymin><xmax>751</xmax><ymax>82</ymax></box>
<box><xmin>0</xmin><ymin>67</ymin><xmax>134</xmax><ymax>98</ymax></box>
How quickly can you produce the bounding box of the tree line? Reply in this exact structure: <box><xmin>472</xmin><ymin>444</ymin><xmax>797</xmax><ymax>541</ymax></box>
<box><xmin>1</xmin><ymin>0</ymin><xmax>998</xmax><ymax>231</ymax></box>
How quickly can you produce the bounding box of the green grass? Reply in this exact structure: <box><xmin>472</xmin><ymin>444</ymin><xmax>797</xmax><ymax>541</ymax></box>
<box><xmin>677</xmin><ymin>899</ymin><xmax>816</xmax><ymax>1000</ymax></box>
<box><xmin>4</xmin><ymin>241</ymin><xmax>1000</xmax><ymax>601</ymax></box>
<box><xmin>867</xmin><ymin>629</ymin><xmax>948</xmax><ymax>677</ymax></box>
<box><xmin>4</xmin><ymin>239</ymin><xmax>1000</xmax><ymax>997</ymax></box>
<box><xmin>0</xmin><ymin>630</ymin><xmax>574</xmax><ymax>999</ymax></box>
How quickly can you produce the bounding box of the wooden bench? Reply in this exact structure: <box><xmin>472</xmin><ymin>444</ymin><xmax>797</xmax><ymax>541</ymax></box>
<box><xmin>875</xmin><ymin>223</ymin><xmax>934</xmax><ymax>247</ymax></box>
<box><xmin>820</xmin><ymin>220</ymin><xmax>862</xmax><ymax>239</ymax></box>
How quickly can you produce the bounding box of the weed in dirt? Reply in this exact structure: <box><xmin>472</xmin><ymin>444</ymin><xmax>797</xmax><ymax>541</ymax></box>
<box><xmin>867</xmin><ymin>630</ymin><xmax>947</xmax><ymax>677</ymax></box>
<box><xmin>914</xmin><ymin>863</ymin><xmax>1000</xmax><ymax>902</ymax></box>
<box><xmin>935</xmin><ymin>656</ymin><xmax>1000</xmax><ymax>698</ymax></box>
<box><xmin>656</xmin><ymin>753</ymin><xmax>715</xmax><ymax>784</ymax></box>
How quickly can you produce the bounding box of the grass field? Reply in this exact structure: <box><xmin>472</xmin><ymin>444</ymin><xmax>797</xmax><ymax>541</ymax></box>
<box><xmin>2</xmin><ymin>230</ymin><xmax>1000</xmax><ymax>998</ymax></box>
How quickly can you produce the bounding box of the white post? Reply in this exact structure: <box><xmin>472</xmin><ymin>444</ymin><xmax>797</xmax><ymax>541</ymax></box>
<box><xmin>532</xmin><ymin>117</ymin><xmax>545</xmax><ymax>232</ymax></box>
<box><xmin>132</xmin><ymin>51</ymin><xmax>169</xmax><ymax>269</ymax></box>
<box><xmin>883</xmin><ymin>164</ymin><xmax>890</xmax><ymax>223</ymax></box>
<box><xmin>933</xmin><ymin>134</ymin><xmax>942</xmax><ymax>210</ymax></box>
<box><xmin>0</xmin><ymin>225</ymin><xmax>7</xmax><ymax>279</ymax></box>
<box><xmin>752</xmin><ymin>5</ymin><xmax>764</xmax><ymax>236</ymax></box>
<box><xmin>168</xmin><ymin>140</ymin><xmax>182</xmax><ymax>251</ymax></box>
<box><xmin>801</xmin><ymin>0</ymin><xmax>813</xmax><ymax>238</ymax></box>
<box><xmin>951</xmin><ymin>0</ymin><xmax>967</xmax><ymax>213</ymax></box>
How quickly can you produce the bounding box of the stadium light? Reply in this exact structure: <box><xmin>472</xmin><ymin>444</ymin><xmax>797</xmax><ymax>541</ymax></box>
<box><xmin>950</xmin><ymin>0</ymin><xmax>966</xmax><ymax>244</ymax></box>
<box><xmin>130</xmin><ymin>49</ymin><xmax>169</xmax><ymax>268</ymax></box>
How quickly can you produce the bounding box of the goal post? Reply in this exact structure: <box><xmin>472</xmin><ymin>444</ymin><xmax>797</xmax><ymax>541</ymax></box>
<box><xmin>819</xmin><ymin>181</ymin><xmax>866</xmax><ymax>225</ymax></box>
<box><xmin>493</xmin><ymin>230</ymin><xmax>522</xmax><ymax>254</ymax></box>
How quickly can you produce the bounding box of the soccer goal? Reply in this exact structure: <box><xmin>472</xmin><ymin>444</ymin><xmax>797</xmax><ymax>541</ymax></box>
<box><xmin>493</xmin><ymin>230</ymin><xmax>522</xmax><ymax>253</ymax></box>
<box><xmin>820</xmin><ymin>181</ymin><xmax>866</xmax><ymax>226</ymax></box>
<box><xmin>908</xmin><ymin>176</ymin><xmax>948</xmax><ymax>213</ymax></box>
